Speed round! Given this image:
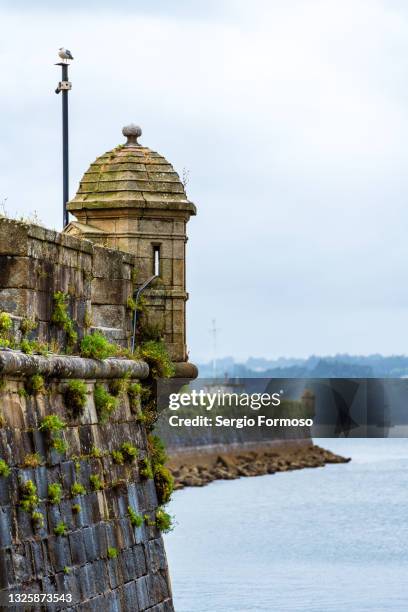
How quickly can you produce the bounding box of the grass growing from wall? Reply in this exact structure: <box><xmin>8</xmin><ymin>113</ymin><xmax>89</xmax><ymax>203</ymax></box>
<box><xmin>39</xmin><ymin>415</ymin><xmax>67</xmax><ymax>454</ymax></box>
<box><xmin>64</xmin><ymin>379</ymin><xmax>87</xmax><ymax>416</ymax></box>
<box><xmin>80</xmin><ymin>332</ymin><xmax>117</xmax><ymax>360</ymax></box>
<box><xmin>94</xmin><ymin>384</ymin><xmax>118</xmax><ymax>423</ymax></box>
<box><xmin>51</xmin><ymin>292</ymin><xmax>77</xmax><ymax>348</ymax></box>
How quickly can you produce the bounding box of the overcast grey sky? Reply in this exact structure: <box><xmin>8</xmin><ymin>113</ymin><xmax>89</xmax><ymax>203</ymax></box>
<box><xmin>1</xmin><ymin>0</ymin><xmax>408</xmax><ymax>362</ymax></box>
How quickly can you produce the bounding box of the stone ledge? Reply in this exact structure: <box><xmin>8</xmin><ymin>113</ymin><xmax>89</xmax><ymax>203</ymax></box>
<box><xmin>0</xmin><ymin>350</ymin><xmax>149</xmax><ymax>380</ymax></box>
<box><xmin>173</xmin><ymin>362</ymin><xmax>198</xmax><ymax>379</ymax></box>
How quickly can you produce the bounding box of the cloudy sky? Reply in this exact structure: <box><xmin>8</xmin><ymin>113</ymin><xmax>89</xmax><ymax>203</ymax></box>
<box><xmin>1</xmin><ymin>0</ymin><xmax>408</xmax><ymax>362</ymax></box>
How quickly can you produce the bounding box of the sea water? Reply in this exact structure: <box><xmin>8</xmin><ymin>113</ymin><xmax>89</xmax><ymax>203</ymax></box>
<box><xmin>164</xmin><ymin>439</ymin><xmax>408</xmax><ymax>612</ymax></box>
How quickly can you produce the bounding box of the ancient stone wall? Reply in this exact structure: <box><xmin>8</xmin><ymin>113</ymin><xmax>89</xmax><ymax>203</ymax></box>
<box><xmin>0</xmin><ymin>218</ymin><xmax>135</xmax><ymax>347</ymax></box>
<box><xmin>0</xmin><ymin>218</ymin><xmax>177</xmax><ymax>610</ymax></box>
<box><xmin>0</xmin><ymin>352</ymin><xmax>174</xmax><ymax>611</ymax></box>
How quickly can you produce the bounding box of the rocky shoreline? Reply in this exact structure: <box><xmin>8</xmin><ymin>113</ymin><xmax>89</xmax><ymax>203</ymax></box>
<box><xmin>168</xmin><ymin>444</ymin><xmax>351</xmax><ymax>489</ymax></box>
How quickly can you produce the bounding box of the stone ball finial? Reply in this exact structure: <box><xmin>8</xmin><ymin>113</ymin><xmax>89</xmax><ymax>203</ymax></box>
<box><xmin>122</xmin><ymin>124</ymin><xmax>142</xmax><ymax>146</ymax></box>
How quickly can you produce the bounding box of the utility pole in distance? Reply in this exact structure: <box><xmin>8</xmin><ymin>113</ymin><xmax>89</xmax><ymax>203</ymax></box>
<box><xmin>55</xmin><ymin>48</ymin><xmax>73</xmax><ymax>228</ymax></box>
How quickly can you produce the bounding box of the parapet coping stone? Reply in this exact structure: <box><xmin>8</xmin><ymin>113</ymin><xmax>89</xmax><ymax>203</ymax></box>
<box><xmin>0</xmin><ymin>217</ymin><xmax>137</xmax><ymax>265</ymax></box>
<box><xmin>0</xmin><ymin>350</ymin><xmax>149</xmax><ymax>380</ymax></box>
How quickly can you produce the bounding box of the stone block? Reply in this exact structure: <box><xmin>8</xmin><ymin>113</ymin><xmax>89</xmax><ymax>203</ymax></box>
<box><xmin>92</xmin><ymin>522</ymin><xmax>107</xmax><ymax>559</ymax></box>
<box><xmin>120</xmin><ymin>545</ymin><xmax>146</xmax><ymax>583</ymax></box>
<box><xmin>60</xmin><ymin>500</ymin><xmax>75</xmax><ymax>532</ymax></box>
<box><xmin>0</xmin><ymin>507</ymin><xmax>12</xmax><ymax>548</ymax></box>
<box><xmin>0</xmin><ymin>547</ymin><xmax>15</xmax><ymax>589</ymax></box>
<box><xmin>118</xmin><ymin>518</ymin><xmax>135</xmax><ymax>549</ymax></box>
<box><xmin>34</xmin><ymin>466</ymin><xmax>48</xmax><ymax>499</ymax></box>
<box><xmin>16</xmin><ymin>507</ymin><xmax>34</xmax><ymax>541</ymax></box>
<box><xmin>172</xmin><ymin>259</ymin><xmax>184</xmax><ymax>288</ymax></box>
<box><xmin>93</xmin><ymin>247</ymin><xmax>134</xmax><ymax>280</ymax></box>
<box><xmin>92</xmin><ymin>305</ymin><xmax>126</xmax><ymax>330</ymax></box>
<box><xmin>68</xmin><ymin>530</ymin><xmax>87</xmax><ymax>566</ymax></box>
<box><xmin>82</xmin><ymin>526</ymin><xmax>97</xmax><ymax>562</ymax></box>
<box><xmin>121</xmin><ymin>580</ymin><xmax>140</xmax><ymax>611</ymax></box>
<box><xmin>107</xmin><ymin>557</ymin><xmax>122</xmax><ymax>590</ymax></box>
<box><xmin>78</xmin><ymin>563</ymin><xmax>95</xmax><ymax>601</ymax></box>
<box><xmin>47</xmin><ymin>535</ymin><xmax>72</xmax><ymax>572</ymax></box>
<box><xmin>102</xmin><ymin>589</ymin><xmax>122</xmax><ymax>612</ymax></box>
<box><xmin>146</xmin><ymin>539</ymin><xmax>167</xmax><ymax>572</ymax></box>
<box><xmin>55</xmin><ymin>571</ymin><xmax>81</xmax><ymax>606</ymax></box>
<box><xmin>0</xmin><ymin>477</ymin><xmax>11</xmax><ymax>506</ymax></box>
<box><xmin>135</xmin><ymin>576</ymin><xmax>149</xmax><ymax>610</ymax></box>
<box><xmin>146</xmin><ymin>572</ymin><xmax>170</xmax><ymax>607</ymax></box>
<box><xmin>91</xmin><ymin>279</ymin><xmax>128</xmax><ymax>306</ymax></box>
<box><xmin>92</xmin><ymin>558</ymin><xmax>108</xmax><ymax>594</ymax></box>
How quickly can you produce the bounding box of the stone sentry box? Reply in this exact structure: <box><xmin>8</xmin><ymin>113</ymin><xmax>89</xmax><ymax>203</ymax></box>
<box><xmin>65</xmin><ymin>124</ymin><xmax>197</xmax><ymax>364</ymax></box>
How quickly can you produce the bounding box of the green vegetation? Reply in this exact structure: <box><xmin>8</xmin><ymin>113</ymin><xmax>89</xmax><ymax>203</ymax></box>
<box><xmin>121</xmin><ymin>442</ymin><xmax>138</xmax><ymax>462</ymax></box>
<box><xmin>20</xmin><ymin>339</ymin><xmax>49</xmax><ymax>356</ymax></box>
<box><xmin>72</xmin><ymin>503</ymin><xmax>81</xmax><ymax>514</ymax></box>
<box><xmin>112</xmin><ymin>450</ymin><xmax>124</xmax><ymax>465</ymax></box>
<box><xmin>0</xmin><ymin>312</ymin><xmax>12</xmax><ymax>333</ymax></box>
<box><xmin>126</xmin><ymin>296</ymin><xmax>136</xmax><ymax>311</ymax></box>
<box><xmin>136</xmin><ymin>340</ymin><xmax>175</xmax><ymax>378</ymax></box>
<box><xmin>90</xmin><ymin>445</ymin><xmax>103</xmax><ymax>458</ymax></box>
<box><xmin>54</xmin><ymin>521</ymin><xmax>68</xmax><ymax>537</ymax></box>
<box><xmin>107</xmin><ymin>547</ymin><xmax>118</xmax><ymax>559</ymax></box>
<box><xmin>148</xmin><ymin>434</ymin><xmax>174</xmax><ymax>504</ymax></box>
<box><xmin>64</xmin><ymin>379</ymin><xmax>87</xmax><ymax>416</ymax></box>
<box><xmin>0</xmin><ymin>459</ymin><xmax>10</xmax><ymax>477</ymax></box>
<box><xmin>39</xmin><ymin>414</ymin><xmax>66</xmax><ymax>434</ymax></box>
<box><xmin>155</xmin><ymin>507</ymin><xmax>173</xmax><ymax>533</ymax></box>
<box><xmin>48</xmin><ymin>483</ymin><xmax>62</xmax><ymax>505</ymax></box>
<box><xmin>128</xmin><ymin>506</ymin><xmax>143</xmax><ymax>528</ymax></box>
<box><xmin>0</xmin><ymin>412</ymin><xmax>5</xmax><ymax>428</ymax></box>
<box><xmin>52</xmin><ymin>438</ymin><xmax>68</xmax><ymax>454</ymax></box>
<box><xmin>23</xmin><ymin>453</ymin><xmax>43</xmax><ymax>468</ymax></box>
<box><xmin>51</xmin><ymin>292</ymin><xmax>77</xmax><ymax>347</ymax></box>
<box><xmin>31</xmin><ymin>511</ymin><xmax>44</xmax><ymax>529</ymax></box>
<box><xmin>0</xmin><ymin>312</ymin><xmax>14</xmax><ymax>348</ymax></box>
<box><xmin>25</xmin><ymin>374</ymin><xmax>45</xmax><ymax>395</ymax></box>
<box><xmin>127</xmin><ymin>382</ymin><xmax>143</xmax><ymax>414</ymax></box>
<box><xmin>143</xmin><ymin>513</ymin><xmax>154</xmax><ymax>527</ymax></box>
<box><xmin>89</xmin><ymin>474</ymin><xmax>104</xmax><ymax>491</ymax></box>
<box><xmin>20</xmin><ymin>317</ymin><xmax>37</xmax><ymax>336</ymax></box>
<box><xmin>109</xmin><ymin>375</ymin><xmax>129</xmax><ymax>397</ymax></box>
<box><xmin>83</xmin><ymin>308</ymin><xmax>92</xmax><ymax>329</ymax></box>
<box><xmin>139</xmin><ymin>457</ymin><xmax>153</xmax><ymax>480</ymax></box>
<box><xmin>94</xmin><ymin>384</ymin><xmax>118</xmax><ymax>423</ymax></box>
<box><xmin>153</xmin><ymin>465</ymin><xmax>174</xmax><ymax>505</ymax></box>
<box><xmin>63</xmin><ymin>566</ymin><xmax>71</xmax><ymax>575</ymax></box>
<box><xmin>149</xmin><ymin>434</ymin><xmax>167</xmax><ymax>467</ymax></box>
<box><xmin>20</xmin><ymin>480</ymin><xmax>39</xmax><ymax>512</ymax></box>
<box><xmin>80</xmin><ymin>331</ymin><xmax>116</xmax><ymax>360</ymax></box>
<box><xmin>71</xmin><ymin>482</ymin><xmax>86</xmax><ymax>497</ymax></box>
<box><xmin>39</xmin><ymin>414</ymin><xmax>67</xmax><ymax>453</ymax></box>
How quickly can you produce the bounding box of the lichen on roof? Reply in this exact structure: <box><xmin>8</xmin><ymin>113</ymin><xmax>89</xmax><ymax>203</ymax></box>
<box><xmin>67</xmin><ymin>124</ymin><xmax>196</xmax><ymax>214</ymax></box>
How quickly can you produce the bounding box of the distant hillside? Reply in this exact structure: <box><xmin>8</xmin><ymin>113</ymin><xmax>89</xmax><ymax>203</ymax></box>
<box><xmin>197</xmin><ymin>354</ymin><xmax>408</xmax><ymax>378</ymax></box>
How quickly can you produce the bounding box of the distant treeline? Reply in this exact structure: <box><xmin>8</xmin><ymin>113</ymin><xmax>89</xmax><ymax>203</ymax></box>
<box><xmin>197</xmin><ymin>355</ymin><xmax>408</xmax><ymax>378</ymax></box>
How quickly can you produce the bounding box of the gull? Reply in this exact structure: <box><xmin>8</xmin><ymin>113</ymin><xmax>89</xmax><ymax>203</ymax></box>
<box><xmin>58</xmin><ymin>47</ymin><xmax>74</xmax><ymax>62</ymax></box>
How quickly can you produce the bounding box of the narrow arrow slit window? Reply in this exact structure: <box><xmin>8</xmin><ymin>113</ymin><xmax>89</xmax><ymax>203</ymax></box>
<box><xmin>153</xmin><ymin>245</ymin><xmax>160</xmax><ymax>276</ymax></box>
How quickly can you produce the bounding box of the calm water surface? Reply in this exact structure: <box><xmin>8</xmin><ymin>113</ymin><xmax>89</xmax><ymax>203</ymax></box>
<box><xmin>164</xmin><ymin>439</ymin><xmax>408</xmax><ymax>612</ymax></box>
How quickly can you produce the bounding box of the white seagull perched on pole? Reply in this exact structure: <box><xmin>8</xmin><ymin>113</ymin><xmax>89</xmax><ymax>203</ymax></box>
<box><xmin>58</xmin><ymin>47</ymin><xmax>74</xmax><ymax>62</ymax></box>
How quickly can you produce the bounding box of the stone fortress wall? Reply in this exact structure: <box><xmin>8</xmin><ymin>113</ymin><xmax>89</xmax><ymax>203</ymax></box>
<box><xmin>0</xmin><ymin>124</ymin><xmax>197</xmax><ymax>610</ymax></box>
<box><xmin>0</xmin><ymin>217</ymin><xmax>176</xmax><ymax>610</ymax></box>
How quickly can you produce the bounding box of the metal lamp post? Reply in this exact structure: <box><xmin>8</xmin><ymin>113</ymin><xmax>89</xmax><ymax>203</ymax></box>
<box><xmin>55</xmin><ymin>61</ymin><xmax>72</xmax><ymax>228</ymax></box>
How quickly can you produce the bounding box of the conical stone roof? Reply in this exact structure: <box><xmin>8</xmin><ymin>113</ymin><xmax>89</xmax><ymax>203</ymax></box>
<box><xmin>67</xmin><ymin>124</ymin><xmax>196</xmax><ymax>214</ymax></box>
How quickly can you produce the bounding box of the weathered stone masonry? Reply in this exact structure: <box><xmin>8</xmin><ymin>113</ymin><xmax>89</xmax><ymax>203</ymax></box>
<box><xmin>0</xmin><ymin>125</ymin><xmax>197</xmax><ymax>609</ymax></box>
<box><xmin>0</xmin><ymin>353</ymin><xmax>173</xmax><ymax>611</ymax></box>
